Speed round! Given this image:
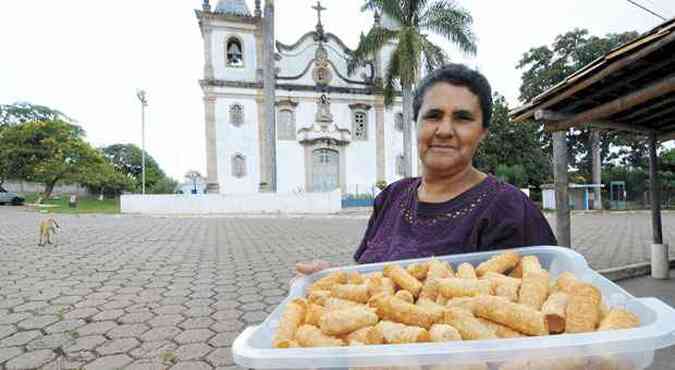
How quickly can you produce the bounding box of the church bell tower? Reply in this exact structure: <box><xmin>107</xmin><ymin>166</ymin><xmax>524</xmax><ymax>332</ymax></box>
<box><xmin>196</xmin><ymin>0</ymin><xmax>269</xmax><ymax>194</ymax></box>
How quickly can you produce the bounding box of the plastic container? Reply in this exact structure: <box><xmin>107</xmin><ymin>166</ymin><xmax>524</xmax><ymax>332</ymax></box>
<box><xmin>233</xmin><ymin>246</ymin><xmax>675</xmax><ymax>369</ymax></box>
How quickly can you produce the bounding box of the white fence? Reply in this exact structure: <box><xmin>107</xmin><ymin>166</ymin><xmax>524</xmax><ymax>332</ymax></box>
<box><xmin>121</xmin><ymin>191</ymin><xmax>342</xmax><ymax>215</ymax></box>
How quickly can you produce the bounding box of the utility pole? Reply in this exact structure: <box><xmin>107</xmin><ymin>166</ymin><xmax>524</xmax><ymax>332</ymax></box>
<box><xmin>136</xmin><ymin>90</ymin><xmax>148</xmax><ymax>194</ymax></box>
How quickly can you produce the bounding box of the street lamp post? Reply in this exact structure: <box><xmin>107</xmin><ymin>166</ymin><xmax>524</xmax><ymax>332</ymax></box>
<box><xmin>136</xmin><ymin>90</ymin><xmax>148</xmax><ymax>194</ymax></box>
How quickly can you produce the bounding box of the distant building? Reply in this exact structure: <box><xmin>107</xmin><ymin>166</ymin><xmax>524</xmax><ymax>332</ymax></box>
<box><xmin>179</xmin><ymin>170</ymin><xmax>207</xmax><ymax>194</ymax></box>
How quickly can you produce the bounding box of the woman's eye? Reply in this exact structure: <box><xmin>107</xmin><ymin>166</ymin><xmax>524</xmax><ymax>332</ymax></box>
<box><xmin>423</xmin><ymin>112</ymin><xmax>442</xmax><ymax>121</ymax></box>
<box><xmin>455</xmin><ymin>113</ymin><xmax>474</xmax><ymax>122</ymax></box>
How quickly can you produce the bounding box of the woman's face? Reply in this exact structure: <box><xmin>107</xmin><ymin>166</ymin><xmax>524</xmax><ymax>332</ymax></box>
<box><xmin>417</xmin><ymin>82</ymin><xmax>486</xmax><ymax>176</ymax></box>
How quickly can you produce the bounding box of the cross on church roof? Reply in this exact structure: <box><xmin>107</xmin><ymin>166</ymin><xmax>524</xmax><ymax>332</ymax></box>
<box><xmin>312</xmin><ymin>1</ymin><xmax>326</xmax><ymax>26</ymax></box>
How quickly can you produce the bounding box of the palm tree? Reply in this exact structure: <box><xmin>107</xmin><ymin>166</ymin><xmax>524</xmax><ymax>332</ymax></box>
<box><xmin>349</xmin><ymin>0</ymin><xmax>477</xmax><ymax>177</ymax></box>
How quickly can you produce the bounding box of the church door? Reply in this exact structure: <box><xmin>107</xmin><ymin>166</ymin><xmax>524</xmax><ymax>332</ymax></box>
<box><xmin>310</xmin><ymin>149</ymin><xmax>339</xmax><ymax>192</ymax></box>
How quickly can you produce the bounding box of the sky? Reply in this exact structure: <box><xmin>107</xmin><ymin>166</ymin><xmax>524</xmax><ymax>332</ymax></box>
<box><xmin>0</xmin><ymin>0</ymin><xmax>672</xmax><ymax>181</ymax></box>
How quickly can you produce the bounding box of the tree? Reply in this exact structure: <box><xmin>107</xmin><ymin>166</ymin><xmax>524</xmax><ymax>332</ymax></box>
<box><xmin>658</xmin><ymin>148</ymin><xmax>675</xmax><ymax>207</ymax></box>
<box><xmin>101</xmin><ymin>144</ymin><xmax>175</xmax><ymax>194</ymax></box>
<box><xmin>149</xmin><ymin>177</ymin><xmax>179</xmax><ymax>194</ymax></box>
<box><xmin>662</xmin><ymin>148</ymin><xmax>675</xmax><ymax>165</ymax></box>
<box><xmin>474</xmin><ymin>94</ymin><xmax>551</xmax><ymax>187</ymax></box>
<box><xmin>518</xmin><ymin>30</ymin><xmax>639</xmax><ymax>103</ymax></box>
<box><xmin>80</xmin><ymin>160</ymin><xmax>134</xmax><ymax>198</ymax></box>
<box><xmin>3</xmin><ymin>120</ymin><xmax>103</xmax><ymax>199</ymax></box>
<box><xmin>606</xmin><ymin>134</ymin><xmax>650</xmax><ymax>169</ymax></box>
<box><xmin>600</xmin><ymin>148</ymin><xmax>675</xmax><ymax>208</ymax></box>
<box><xmin>0</xmin><ymin>103</ymin><xmax>83</xmax><ymax>186</ymax></box>
<box><xmin>0</xmin><ymin>129</ymin><xmax>31</xmax><ymax>186</ymax></box>
<box><xmin>495</xmin><ymin>164</ymin><xmax>529</xmax><ymax>188</ymax></box>
<box><xmin>0</xmin><ymin>102</ymin><xmax>75</xmax><ymax>128</ymax></box>
<box><xmin>350</xmin><ymin>0</ymin><xmax>477</xmax><ymax>176</ymax></box>
<box><xmin>517</xmin><ymin>29</ymin><xmax>641</xmax><ymax>176</ymax></box>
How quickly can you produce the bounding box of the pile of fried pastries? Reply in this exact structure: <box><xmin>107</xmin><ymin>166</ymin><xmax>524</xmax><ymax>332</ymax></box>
<box><xmin>273</xmin><ymin>251</ymin><xmax>640</xmax><ymax>349</ymax></box>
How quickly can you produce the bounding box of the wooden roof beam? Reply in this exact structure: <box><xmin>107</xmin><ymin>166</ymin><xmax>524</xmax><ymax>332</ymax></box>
<box><xmin>632</xmin><ymin>104</ymin><xmax>675</xmax><ymax>126</ymax></box>
<box><xmin>540</xmin><ymin>73</ymin><xmax>675</xmax><ymax>133</ymax></box>
<box><xmin>537</xmin><ymin>114</ymin><xmax>652</xmax><ymax>134</ymax></box>
<box><xmin>617</xmin><ymin>95</ymin><xmax>675</xmax><ymax>121</ymax></box>
<box><xmin>512</xmin><ymin>30</ymin><xmax>675</xmax><ymax>122</ymax></box>
<box><xmin>659</xmin><ymin>131</ymin><xmax>675</xmax><ymax>142</ymax></box>
<box><xmin>657</xmin><ymin>120</ymin><xmax>675</xmax><ymax>142</ymax></box>
<box><xmin>535</xmin><ymin>109</ymin><xmax>649</xmax><ymax>133</ymax></box>
<box><xmin>563</xmin><ymin>54</ymin><xmax>675</xmax><ymax>112</ymax></box>
<box><xmin>659</xmin><ymin>123</ymin><xmax>675</xmax><ymax>132</ymax></box>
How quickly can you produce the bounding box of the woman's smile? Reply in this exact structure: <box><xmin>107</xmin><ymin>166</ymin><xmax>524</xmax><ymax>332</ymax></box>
<box><xmin>428</xmin><ymin>144</ymin><xmax>458</xmax><ymax>153</ymax></box>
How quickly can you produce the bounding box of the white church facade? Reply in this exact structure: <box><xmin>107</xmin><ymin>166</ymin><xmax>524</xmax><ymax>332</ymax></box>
<box><xmin>196</xmin><ymin>0</ymin><xmax>416</xmax><ymax>195</ymax></box>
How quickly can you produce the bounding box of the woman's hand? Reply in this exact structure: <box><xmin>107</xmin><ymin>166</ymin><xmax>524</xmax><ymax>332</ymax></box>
<box><xmin>290</xmin><ymin>260</ymin><xmax>332</xmax><ymax>287</ymax></box>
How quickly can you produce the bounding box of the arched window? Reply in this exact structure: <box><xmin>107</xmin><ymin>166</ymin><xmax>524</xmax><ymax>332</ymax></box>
<box><xmin>231</xmin><ymin>153</ymin><xmax>247</xmax><ymax>178</ymax></box>
<box><xmin>277</xmin><ymin>109</ymin><xmax>296</xmax><ymax>140</ymax></box>
<box><xmin>352</xmin><ymin>111</ymin><xmax>368</xmax><ymax>140</ymax></box>
<box><xmin>396</xmin><ymin>154</ymin><xmax>405</xmax><ymax>176</ymax></box>
<box><xmin>395</xmin><ymin>112</ymin><xmax>404</xmax><ymax>131</ymax></box>
<box><xmin>226</xmin><ymin>38</ymin><xmax>243</xmax><ymax>66</ymax></box>
<box><xmin>229</xmin><ymin>103</ymin><xmax>244</xmax><ymax>127</ymax></box>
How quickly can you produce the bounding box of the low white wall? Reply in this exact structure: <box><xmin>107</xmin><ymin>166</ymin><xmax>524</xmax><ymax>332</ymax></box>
<box><xmin>121</xmin><ymin>191</ymin><xmax>342</xmax><ymax>214</ymax></box>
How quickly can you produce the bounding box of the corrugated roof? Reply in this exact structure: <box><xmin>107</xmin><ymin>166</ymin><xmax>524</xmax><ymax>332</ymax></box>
<box><xmin>214</xmin><ymin>0</ymin><xmax>251</xmax><ymax>16</ymax></box>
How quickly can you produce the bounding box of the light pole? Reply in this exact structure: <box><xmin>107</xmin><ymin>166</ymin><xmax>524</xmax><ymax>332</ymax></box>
<box><xmin>136</xmin><ymin>89</ymin><xmax>148</xmax><ymax>194</ymax></box>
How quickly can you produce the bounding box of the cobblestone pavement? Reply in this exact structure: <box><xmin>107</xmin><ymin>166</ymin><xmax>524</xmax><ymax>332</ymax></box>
<box><xmin>0</xmin><ymin>208</ymin><xmax>361</xmax><ymax>369</ymax></box>
<box><xmin>0</xmin><ymin>207</ymin><xmax>673</xmax><ymax>369</ymax></box>
<box><xmin>552</xmin><ymin>211</ymin><xmax>675</xmax><ymax>270</ymax></box>
<box><xmin>620</xmin><ymin>270</ymin><xmax>675</xmax><ymax>370</ymax></box>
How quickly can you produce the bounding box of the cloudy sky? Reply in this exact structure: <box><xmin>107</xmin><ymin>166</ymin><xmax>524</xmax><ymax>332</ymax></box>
<box><xmin>1</xmin><ymin>0</ymin><xmax>672</xmax><ymax>180</ymax></box>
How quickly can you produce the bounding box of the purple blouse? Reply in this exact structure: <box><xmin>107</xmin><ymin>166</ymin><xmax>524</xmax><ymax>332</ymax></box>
<box><xmin>354</xmin><ymin>176</ymin><xmax>557</xmax><ymax>264</ymax></box>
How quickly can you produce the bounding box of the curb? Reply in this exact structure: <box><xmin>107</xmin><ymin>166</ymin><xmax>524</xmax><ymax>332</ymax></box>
<box><xmin>599</xmin><ymin>258</ymin><xmax>675</xmax><ymax>281</ymax></box>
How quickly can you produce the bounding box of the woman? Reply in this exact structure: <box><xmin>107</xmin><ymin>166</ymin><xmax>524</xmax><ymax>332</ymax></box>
<box><xmin>297</xmin><ymin>64</ymin><xmax>556</xmax><ymax>274</ymax></box>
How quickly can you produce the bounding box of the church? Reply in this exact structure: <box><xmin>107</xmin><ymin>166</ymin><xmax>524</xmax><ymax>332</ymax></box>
<box><xmin>195</xmin><ymin>0</ymin><xmax>417</xmax><ymax>195</ymax></box>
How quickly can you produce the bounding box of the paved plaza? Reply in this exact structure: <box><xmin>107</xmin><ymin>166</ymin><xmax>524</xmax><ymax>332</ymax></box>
<box><xmin>0</xmin><ymin>207</ymin><xmax>674</xmax><ymax>369</ymax></box>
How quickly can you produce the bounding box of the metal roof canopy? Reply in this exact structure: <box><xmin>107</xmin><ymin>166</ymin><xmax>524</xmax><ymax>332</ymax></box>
<box><xmin>510</xmin><ymin>17</ymin><xmax>675</xmax><ymax>279</ymax></box>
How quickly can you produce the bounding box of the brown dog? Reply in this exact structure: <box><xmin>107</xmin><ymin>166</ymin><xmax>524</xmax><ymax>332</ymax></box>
<box><xmin>38</xmin><ymin>217</ymin><xmax>60</xmax><ymax>246</ymax></box>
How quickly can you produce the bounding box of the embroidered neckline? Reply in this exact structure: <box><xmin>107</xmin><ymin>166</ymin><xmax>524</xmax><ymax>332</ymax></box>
<box><xmin>399</xmin><ymin>176</ymin><xmax>498</xmax><ymax>225</ymax></box>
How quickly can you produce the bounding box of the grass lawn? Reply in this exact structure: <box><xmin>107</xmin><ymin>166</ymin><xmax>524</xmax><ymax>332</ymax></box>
<box><xmin>23</xmin><ymin>194</ymin><xmax>120</xmax><ymax>214</ymax></box>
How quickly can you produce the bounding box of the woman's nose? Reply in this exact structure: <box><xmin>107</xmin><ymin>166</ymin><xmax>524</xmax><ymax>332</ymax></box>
<box><xmin>435</xmin><ymin>117</ymin><xmax>454</xmax><ymax>137</ymax></box>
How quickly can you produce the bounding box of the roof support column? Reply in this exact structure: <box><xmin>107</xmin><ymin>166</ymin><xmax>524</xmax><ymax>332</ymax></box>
<box><xmin>649</xmin><ymin>132</ymin><xmax>669</xmax><ymax>279</ymax></box>
<box><xmin>553</xmin><ymin>130</ymin><xmax>571</xmax><ymax>247</ymax></box>
<box><xmin>591</xmin><ymin>129</ymin><xmax>603</xmax><ymax>210</ymax></box>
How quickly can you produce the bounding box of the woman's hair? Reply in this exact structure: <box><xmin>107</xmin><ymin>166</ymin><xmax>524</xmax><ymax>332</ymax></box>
<box><xmin>412</xmin><ymin>64</ymin><xmax>493</xmax><ymax>128</ymax></box>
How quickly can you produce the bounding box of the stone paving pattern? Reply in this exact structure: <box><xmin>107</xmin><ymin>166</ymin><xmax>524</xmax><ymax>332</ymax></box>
<box><xmin>0</xmin><ymin>207</ymin><xmax>673</xmax><ymax>369</ymax></box>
